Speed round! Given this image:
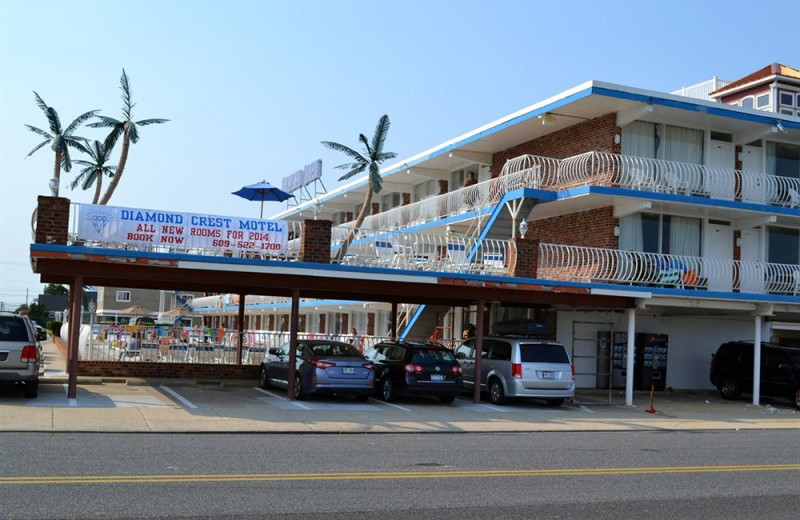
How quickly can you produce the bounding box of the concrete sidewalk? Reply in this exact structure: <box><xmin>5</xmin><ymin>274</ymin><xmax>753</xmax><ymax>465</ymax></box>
<box><xmin>1</xmin><ymin>338</ymin><xmax>798</xmax><ymax>434</ymax></box>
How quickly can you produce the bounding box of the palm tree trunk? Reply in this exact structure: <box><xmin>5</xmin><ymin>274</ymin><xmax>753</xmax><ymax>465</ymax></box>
<box><xmin>53</xmin><ymin>150</ymin><xmax>61</xmax><ymax>197</ymax></box>
<box><xmin>99</xmin><ymin>135</ymin><xmax>130</xmax><ymax>205</ymax></box>
<box><xmin>92</xmin><ymin>174</ymin><xmax>103</xmax><ymax>204</ymax></box>
<box><xmin>336</xmin><ymin>183</ymin><xmax>374</xmax><ymax>262</ymax></box>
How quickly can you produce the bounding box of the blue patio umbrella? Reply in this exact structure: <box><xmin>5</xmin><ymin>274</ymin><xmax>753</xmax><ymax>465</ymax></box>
<box><xmin>232</xmin><ymin>181</ymin><xmax>293</xmax><ymax>218</ymax></box>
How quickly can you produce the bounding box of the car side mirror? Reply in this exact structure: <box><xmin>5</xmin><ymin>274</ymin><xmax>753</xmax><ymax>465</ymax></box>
<box><xmin>268</xmin><ymin>348</ymin><xmax>279</xmax><ymax>356</ymax></box>
<box><xmin>455</xmin><ymin>352</ymin><xmax>466</xmax><ymax>360</ymax></box>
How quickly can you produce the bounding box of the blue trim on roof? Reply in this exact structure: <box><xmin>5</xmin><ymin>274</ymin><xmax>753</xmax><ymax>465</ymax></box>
<box><xmin>591</xmin><ymin>86</ymin><xmax>800</xmax><ymax>129</ymax></box>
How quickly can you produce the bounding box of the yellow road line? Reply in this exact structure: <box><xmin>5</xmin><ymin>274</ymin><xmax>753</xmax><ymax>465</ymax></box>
<box><xmin>2</xmin><ymin>464</ymin><xmax>800</xmax><ymax>485</ymax></box>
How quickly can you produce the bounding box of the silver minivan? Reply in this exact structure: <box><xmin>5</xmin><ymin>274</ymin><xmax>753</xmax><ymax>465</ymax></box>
<box><xmin>0</xmin><ymin>312</ymin><xmax>40</xmax><ymax>398</ymax></box>
<box><xmin>455</xmin><ymin>333</ymin><xmax>574</xmax><ymax>407</ymax></box>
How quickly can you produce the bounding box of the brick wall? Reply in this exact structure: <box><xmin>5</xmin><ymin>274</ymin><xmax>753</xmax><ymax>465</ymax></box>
<box><xmin>491</xmin><ymin>113</ymin><xmax>621</xmax><ymax>177</ymax></box>
<box><xmin>78</xmin><ymin>361</ymin><xmax>259</xmax><ymax>379</ymax></box>
<box><xmin>36</xmin><ymin>196</ymin><xmax>70</xmax><ymax>245</ymax></box>
<box><xmin>301</xmin><ymin>219</ymin><xmax>331</xmax><ymax>263</ymax></box>
<box><xmin>528</xmin><ymin>207</ymin><xmax>618</xmax><ymax>248</ymax></box>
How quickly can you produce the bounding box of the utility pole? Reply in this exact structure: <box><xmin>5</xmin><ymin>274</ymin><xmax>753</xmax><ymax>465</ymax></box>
<box><xmin>26</xmin><ymin>288</ymin><xmax>29</xmax><ymax>307</ymax></box>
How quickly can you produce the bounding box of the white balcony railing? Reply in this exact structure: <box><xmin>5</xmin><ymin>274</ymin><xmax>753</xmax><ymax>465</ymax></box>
<box><xmin>333</xmin><ymin>229</ymin><xmax>516</xmax><ymax>276</ymax></box>
<box><xmin>538</xmin><ymin>242</ymin><xmax>800</xmax><ymax>296</ymax></box>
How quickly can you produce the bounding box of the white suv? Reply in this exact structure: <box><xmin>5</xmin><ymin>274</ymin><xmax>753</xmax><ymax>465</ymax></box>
<box><xmin>454</xmin><ymin>321</ymin><xmax>574</xmax><ymax>407</ymax></box>
<box><xmin>0</xmin><ymin>312</ymin><xmax>40</xmax><ymax>398</ymax></box>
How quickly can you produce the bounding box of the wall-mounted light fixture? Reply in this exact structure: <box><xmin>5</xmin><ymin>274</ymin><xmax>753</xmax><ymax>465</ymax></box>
<box><xmin>519</xmin><ymin>220</ymin><xmax>529</xmax><ymax>239</ymax></box>
<box><xmin>614</xmin><ymin>134</ymin><xmax>621</xmax><ymax>144</ymax></box>
<box><xmin>49</xmin><ymin>177</ymin><xmax>58</xmax><ymax>196</ymax></box>
<box><xmin>735</xmin><ymin>237</ymin><xmax>742</xmax><ymax>247</ymax></box>
<box><xmin>776</xmin><ymin>121</ymin><xmax>786</xmax><ymax>133</ymax></box>
<box><xmin>613</xmin><ymin>226</ymin><xmax>620</xmax><ymax>237</ymax></box>
<box><xmin>538</xmin><ymin>113</ymin><xmax>556</xmax><ymax>125</ymax></box>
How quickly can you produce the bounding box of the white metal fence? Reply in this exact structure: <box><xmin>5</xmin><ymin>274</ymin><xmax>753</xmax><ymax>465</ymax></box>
<box><xmin>332</xmin><ymin>230</ymin><xmax>516</xmax><ymax>276</ymax></box>
<box><xmin>80</xmin><ymin>325</ymin><xmax>447</xmax><ymax>364</ymax></box>
<box><xmin>538</xmin><ymin>242</ymin><xmax>800</xmax><ymax>295</ymax></box>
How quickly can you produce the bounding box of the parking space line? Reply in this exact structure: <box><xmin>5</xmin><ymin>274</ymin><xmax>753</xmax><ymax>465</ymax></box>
<box><xmin>578</xmin><ymin>405</ymin><xmax>595</xmax><ymax>414</ymax></box>
<box><xmin>373</xmin><ymin>400</ymin><xmax>411</xmax><ymax>412</ymax></box>
<box><xmin>159</xmin><ymin>386</ymin><xmax>197</xmax><ymax>409</ymax></box>
<box><xmin>253</xmin><ymin>387</ymin><xmax>283</xmax><ymax>399</ymax></box>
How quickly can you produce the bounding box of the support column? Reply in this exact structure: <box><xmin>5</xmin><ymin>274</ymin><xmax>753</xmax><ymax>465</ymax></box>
<box><xmin>236</xmin><ymin>293</ymin><xmax>245</xmax><ymax>365</ymax></box>
<box><xmin>287</xmin><ymin>288</ymin><xmax>300</xmax><ymax>401</ymax></box>
<box><xmin>67</xmin><ymin>276</ymin><xmax>83</xmax><ymax>399</ymax></box>
<box><xmin>473</xmin><ymin>300</ymin><xmax>485</xmax><ymax>404</ymax></box>
<box><xmin>390</xmin><ymin>303</ymin><xmax>397</xmax><ymax>339</ymax></box>
<box><xmin>753</xmin><ymin>315</ymin><xmax>762</xmax><ymax>406</ymax></box>
<box><xmin>625</xmin><ymin>308</ymin><xmax>636</xmax><ymax>407</ymax></box>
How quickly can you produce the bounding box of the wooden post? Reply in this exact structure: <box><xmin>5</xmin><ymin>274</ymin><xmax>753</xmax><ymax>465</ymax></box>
<box><xmin>67</xmin><ymin>276</ymin><xmax>83</xmax><ymax>399</ymax></box>
<box><xmin>473</xmin><ymin>300</ymin><xmax>484</xmax><ymax>404</ymax></box>
<box><xmin>287</xmin><ymin>288</ymin><xmax>300</xmax><ymax>400</ymax></box>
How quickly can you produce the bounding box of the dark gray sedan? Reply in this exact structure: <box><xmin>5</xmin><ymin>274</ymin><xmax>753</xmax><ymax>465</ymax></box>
<box><xmin>259</xmin><ymin>340</ymin><xmax>374</xmax><ymax>401</ymax></box>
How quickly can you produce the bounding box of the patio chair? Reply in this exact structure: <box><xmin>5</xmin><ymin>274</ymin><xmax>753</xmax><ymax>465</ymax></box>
<box><xmin>446</xmin><ymin>240</ymin><xmax>469</xmax><ymax>271</ymax></box>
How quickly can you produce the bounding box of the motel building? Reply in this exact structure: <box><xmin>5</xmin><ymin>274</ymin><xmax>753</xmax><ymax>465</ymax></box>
<box><xmin>33</xmin><ymin>63</ymin><xmax>800</xmax><ymax>404</ymax></box>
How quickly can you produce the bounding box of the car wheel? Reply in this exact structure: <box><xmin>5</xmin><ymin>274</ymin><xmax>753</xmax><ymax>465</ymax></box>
<box><xmin>488</xmin><ymin>378</ymin><xmax>506</xmax><ymax>405</ymax></box>
<box><xmin>794</xmin><ymin>390</ymin><xmax>800</xmax><ymax>411</ymax></box>
<box><xmin>355</xmin><ymin>394</ymin><xmax>370</xmax><ymax>403</ymax></box>
<box><xmin>24</xmin><ymin>381</ymin><xmax>38</xmax><ymax>399</ymax></box>
<box><xmin>293</xmin><ymin>375</ymin><xmax>307</xmax><ymax>401</ymax></box>
<box><xmin>718</xmin><ymin>378</ymin><xmax>740</xmax><ymax>399</ymax></box>
<box><xmin>439</xmin><ymin>395</ymin><xmax>456</xmax><ymax>404</ymax></box>
<box><xmin>546</xmin><ymin>398</ymin><xmax>564</xmax><ymax>408</ymax></box>
<box><xmin>381</xmin><ymin>378</ymin><xmax>396</xmax><ymax>402</ymax></box>
<box><xmin>258</xmin><ymin>366</ymin><xmax>270</xmax><ymax>389</ymax></box>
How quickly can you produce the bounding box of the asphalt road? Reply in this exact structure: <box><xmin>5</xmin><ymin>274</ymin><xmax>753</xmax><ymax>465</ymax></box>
<box><xmin>1</xmin><ymin>430</ymin><xmax>799</xmax><ymax>519</ymax></box>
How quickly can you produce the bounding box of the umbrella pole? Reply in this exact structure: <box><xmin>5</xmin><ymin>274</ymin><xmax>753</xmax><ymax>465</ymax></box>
<box><xmin>260</xmin><ymin>200</ymin><xmax>264</xmax><ymax>219</ymax></box>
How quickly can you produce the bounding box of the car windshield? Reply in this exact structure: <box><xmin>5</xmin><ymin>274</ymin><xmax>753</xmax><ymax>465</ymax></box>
<box><xmin>411</xmin><ymin>349</ymin><xmax>456</xmax><ymax>363</ymax></box>
<box><xmin>0</xmin><ymin>317</ymin><xmax>29</xmax><ymax>341</ymax></box>
<box><xmin>310</xmin><ymin>343</ymin><xmax>361</xmax><ymax>357</ymax></box>
<box><xmin>519</xmin><ymin>344</ymin><xmax>570</xmax><ymax>364</ymax></box>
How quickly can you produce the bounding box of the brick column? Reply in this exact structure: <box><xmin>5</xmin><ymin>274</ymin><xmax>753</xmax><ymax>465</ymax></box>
<box><xmin>319</xmin><ymin>314</ymin><xmax>326</xmax><ymax>334</ymax></box>
<box><xmin>367</xmin><ymin>312</ymin><xmax>375</xmax><ymax>336</ymax></box>
<box><xmin>300</xmin><ymin>219</ymin><xmax>332</xmax><ymax>263</ymax></box>
<box><xmin>438</xmin><ymin>180</ymin><xmax>448</xmax><ymax>194</ymax></box>
<box><xmin>513</xmin><ymin>238</ymin><xmax>540</xmax><ymax>278</ymax></box>
<box><xmin>36</xmin><ymin>196</ymin><xmax>70</xmax><ymax>245</ymax></box>
<box><xmin>402</xmin><ymin>193</ymin><xmax>410</xmax><ymax>205</ymax></box>
<box><xmin>371</xmin><ymin>202</ymin><xmax>380</xmax><ymax>215</ymax></box>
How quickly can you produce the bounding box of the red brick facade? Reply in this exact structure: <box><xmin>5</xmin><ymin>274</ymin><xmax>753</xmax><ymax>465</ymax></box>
<box><xmin>491</xmin><ymin>113</ymin><xmax>621</xmax><ymax>177</ymax></box>
<box><xmin>301</xmin><ymin>219</ymin><xmax>332</xmax><ymax>263</ymax></box>
<box><xmin>527</xmin><ymin>207</ymin><xmax>618</xmax><ymax>249</ymax></box>
<box><xmin>36</xmin><ymin>196</ymin><xmax>70</xmax><ymax>245</ymax></box>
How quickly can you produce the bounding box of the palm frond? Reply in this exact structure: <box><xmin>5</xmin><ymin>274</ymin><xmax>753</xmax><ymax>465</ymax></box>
<box><xmin>370</xmin><ymin>115</ymin><xmax>391</xmax><ymax>156</ymax></box>
<box><xmin>33</xmin><ymin>92</ymin><xmax>49</xmax><ymax>113</ymax></box>
<box><xmin>377</xmin><ymin>151</ymin><xmax>397</xmax><ymax>162</ymax></box>
<box><xmin>369</xmin><ymin>164</ymin><xmax>383</xmax><ymax>193</ymax></box>
<box><xmin>337</xmin><ymin>163</ymin><xmax>367</xmax><ymax>181</ymax></box>
<box><xmin>26</xmin><ymin>140</ymin><xmax>50</xmax><ymax>157</ymax></box>
<box><xmin>333</xmin><ymin>160</ymin><xmax>367</xmax><ymax>171</ymax></box>
<box><xmin>358</xmin><ymin>134</ymin><xmax>373</xmax><ymax>157</ymax></box>
<box><xmin>129</xmin><ymin>123</ymin><xmax>140</xmax><ymax>143</ymax></box>
<box><xmin>25</xmin><ymin>125</ymin><xmax>52</xmax><ymax>139</ymax></box>
<box><xmin>88</xmin><ymin>116</ymin><xmax>122</xmax><ymax>128</ymax></box>
<box><xmin>120</xmin><ymin>69</ymin><xmax>134</xmax><ymax>120</ymax></box>
<box><xmin>69</xmin><ymin>139</ymin><xmax>91</xmax><ymax>156</ymax></box>
<box><xmin>46</xmin><ymin>107</ymin><xmax>62</xmax><ymax>134</ymax></box>
<box><xmin>64</xmin><ymin>110</ymin><xmax>100</xmax><ymax>135</ymax></box>
<box><xmin>61</xmin><ymin>147</ymin><xmax>72</xmax><ymax>172</ymax></box>
<box><xmin>135</xmin><ymin>118</ymin><xmax>169</xmax><ymax>126</ymax></box>
<box><xmin>321</xmin><ymin>141</ymin><xmax>366</xmax><ymax>163</ymax></box>
<box><xmin>102</xmin><ymin>126</ymin><xmax>123</xmax><ymax>151</ymax></box>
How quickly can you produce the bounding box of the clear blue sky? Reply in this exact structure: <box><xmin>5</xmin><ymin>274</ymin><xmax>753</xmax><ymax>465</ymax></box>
<box><xmin>1</xmin><ymin>0</ymin><xmax>798</xmax><ymax>309</ymax></box>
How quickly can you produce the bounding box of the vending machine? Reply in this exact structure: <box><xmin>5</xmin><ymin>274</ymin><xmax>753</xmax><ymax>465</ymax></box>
<box><xmin>598</xmin><ymin>331</ymin><xmax>669</xmax><ymax>390</ymax></box>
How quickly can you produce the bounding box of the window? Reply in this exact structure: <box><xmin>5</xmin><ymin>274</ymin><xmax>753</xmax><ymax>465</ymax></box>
<box><xmin>520</xmin><ymin>344</ymin><xmax>570</xmax><ymax>363</ymax></box>
<box><xmin>780</xmin><ymin>92</ymin><xmax>794</xmax><ymax>106</ymax></box>
<box><xmin>767</xmin><ymin>227</ymin><xmax>799</xmax><ymax>265</ymax></box>
<box><xmin>619</xmin><ymin>213</ymin><xmax>701</xmax><ymax>256</ymax></box>
<box><xmin>740</xmin><ymin>97</ymin><xmax>754</xmax><ymax>109</ymax></box>
<box><xmin>622</xmin><ymin>122</ymin><xmax>704</xmax><ymax>164</ymax></box>
<box><xmin>756</xmin><ymin>93</ymin><xmax>770</xmax><ymax>109</ymax></box>
<box><xmin>766</xmin><ymin>142</ymin><xmax>800</xmax><ymax>178</ymax></box>
<box><xmin>116</xmin><ymin>291</ymin><xmax>131</xmax><ymax>303</ymax></box>
<box><xmin>778</xmin><ymin>90</ymin><xmax>800</xmax><ymax>117</ymax></box>
<box><xmin>413</xmin><ymin>179</ymin><xmax>438</xmax><ymax>202</ymax></box>
<box><xmin>381</xmin><ymin>192</ymin><xmax>400</xmax><ymax>212</ymax></box>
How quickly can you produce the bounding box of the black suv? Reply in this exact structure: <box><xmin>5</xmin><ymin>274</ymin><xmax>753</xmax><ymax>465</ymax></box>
<box><xmin>364</xmin><ymin>340</ymin><xmax>463</xmax><ymax>403</ymax></box>
<box><xmin>710</xmin><ymin>341</ymin><xmax>800</xmax><ymax>409</ymax></box>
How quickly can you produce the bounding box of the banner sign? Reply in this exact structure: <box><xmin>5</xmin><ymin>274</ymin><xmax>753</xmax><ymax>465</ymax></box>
<box><xmin>282</xmin><ymin>159</ymin><xmax>322</xmax><ymax>193</ymax></box>
<box><xmin>77</xmin><ymin>204</ymin><xmax>289</xmax><ymax>254</ymax></box>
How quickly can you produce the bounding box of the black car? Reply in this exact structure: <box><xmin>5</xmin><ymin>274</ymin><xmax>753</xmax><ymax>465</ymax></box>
<box><xmin>710</xmin><ymin>341</ymin><xmax>800</xmax><ymax>409</ymax></box>
<box><xmin>364</xmin><ymin>340</ymin><xmax>463</xmax><ymax>403</ymax></box>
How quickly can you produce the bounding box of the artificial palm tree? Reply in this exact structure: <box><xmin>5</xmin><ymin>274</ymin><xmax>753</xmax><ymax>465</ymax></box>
<box><xmin>25</xmin><ymin>92</ymin><xmax>98</xmax><ymax>197</ymax></box>
<box><xmin>70</xmin><ymin>140</ymin><xmax>116</xmax><ymax>204</ymax></box>
<box><xmin>322</xmin><ymin>114</ymin><xmax>397</xmax><ymax>261</ymax></box>
<box><xmin>89</xmin><ymin>69</ymin><xmax>169</xmax><ymax>205</ymax></box>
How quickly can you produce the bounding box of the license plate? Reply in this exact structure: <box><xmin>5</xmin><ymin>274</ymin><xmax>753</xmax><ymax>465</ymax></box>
<box><xmin>430</xmin><ymin>374</ymin><xmax>444</xmax><ymax>381</ymax></box>
<box><xmin>342</xmin><ymin>367</ymin><xmax>355</xmax><ymax>374</ymax></box>
<box><xmin>541</xmin><ymin>371</ymin><xmax>554</xmax><ymax>379</ymax></box>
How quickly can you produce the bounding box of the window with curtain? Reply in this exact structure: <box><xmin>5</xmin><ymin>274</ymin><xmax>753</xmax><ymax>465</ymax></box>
<box><xmin>619</xmin><ymin>213</ymin><xmax>701</xmax><ymax>256</ymax></box>
<box><xmin>664</xmin><ymin>125</ymin><xmax>704</xmax><ymax>164</ymax></box>
<box><xmin>622</xmin><ymin>121</ymin><xmax>656</xmax><ymax>159</ymax></box>
<box><xmin>766</xmin><ymin>142</ymin><xmax>800</xmax><ymax>178</ymax></box>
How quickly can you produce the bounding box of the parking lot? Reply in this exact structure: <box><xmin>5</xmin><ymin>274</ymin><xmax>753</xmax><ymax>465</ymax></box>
<box><xmin>2</xmin><ymin>377</ymin><xmax>799</xmax><ymax>434</ymax></box>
